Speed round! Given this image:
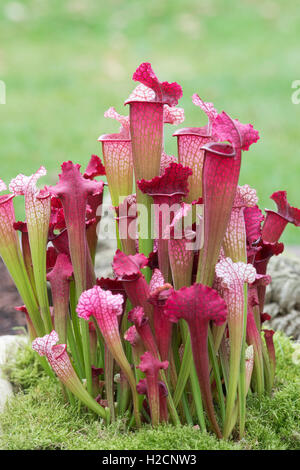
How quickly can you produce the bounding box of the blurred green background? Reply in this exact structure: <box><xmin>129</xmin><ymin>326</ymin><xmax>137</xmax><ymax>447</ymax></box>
<box><xmin>0</xmin><ymin>0</ymin><xmax>299</xmax><ymax>243</ymax></box>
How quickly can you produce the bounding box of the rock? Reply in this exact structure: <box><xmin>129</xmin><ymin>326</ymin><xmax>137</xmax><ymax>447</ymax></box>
<box><xmin>0</xmin><ymin>335</ymin><xmax>26</xmax><ymax>413</ymax></box>
<box><xmin>264</xmin><ymin>302</ymin><xmax>280</xmax><ymax>317</ymax></box>
<box><xmin>265</xmin><ymin>254</ymin><xmax>300</xmax><ymax>341</ymax></box>
<box><xmin>268</xmin><ymin>257</ymin><xmax>300</xmax><ymax>311</ymax></box>
<box><xmin>268</xmin><ymin>309</ymin><xmax>300</xmax><ymax>339</ymax></box>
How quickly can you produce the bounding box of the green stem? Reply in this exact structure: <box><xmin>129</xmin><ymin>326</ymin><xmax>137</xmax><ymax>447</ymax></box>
<box><xmin>65</xmin><ymin>387</ymin><xmax>76</xmax><ymax>407</ymax></box>
<box><xmin>190</xmin><ymin>362</ymin><xmax>206</xmax><ymax>431</ymax></box>
<box><xmin>3</xmin><ymin>247</ymin><xmax>45</xmax><ymax>337</ymax></box>
<box><xmin>223</xmin><ymin>318</ymin><xmax>243</xmax><ymax>439</ymax></box>
<box><xmin>181</xmin><ymin>392</ymin><xmax>193</xmax><ymax>425</ymax></box>
<box><xmin>173</xmin><ymin>334</ymin><xmax>192</xmax><ymax>407</ymax></box>
<box><xmin>67</xmin><ymin>316</ymin><xmax>85</xmax><ymax>379</ymax></box>
<box><xmin>69</xmin><ymin>281</ymin><xmax>84</xmax><ymax>368</ymax></box>
<box><xmin>251</xmin><ymin>346</ymin><xmax>264</xmax><ymax>397</ymax></box>
<box><xmin>208</xmin><ymin>328</ymin><xmax>225</xmax><ymax>426</ymax></box>
<box><xmin>80</xmin><ymin>318</ymin><xmax>93</xmax><ymax>396</ymax></box>
<box><xmin>238</xmin><ymin>284</ymin><xmax>248</xmax><ymax>438</ymax></box>
<box><xmin>262</xmin><ymin>341</ymin><xmax>272</xmax><ymax>394</ymax></box>
<box><xmin>178</xmin><ymin>321</ymin><xmax>206</xmax><ymax>430</ymax></box>
<box><xmin>159</xmin><ymin>369</ymin><xmax>181</xmax><ymax>425</ymax></box>
<box><xmin>67</xmin><ymin>374</ymin><xmax>107</xmax><ymax>420</ymax></box>
<box><xmin>105</xmin><ymin>346</ymin><xmax>115</xmax><ymax>422</ymax></box>
<box><xmin>72</xmin><ymin>280</ymin><xmax>93</xmax><ymax>397</ymax></box>
<box><xmin>137</xmin><ymin>191</ymin><xmax>153</xmax><ymax>282</ymax></box>
<box><xmin>171</xmin><ymin>336</ymin><xmax>189</xmax><ymax>424</ymax></box>
<box><xmin>37</xmin><ymin>355</ymin><xmax>55</xmax><ymax>379</ymax></box>
<box><xmin>219</xmin><ymin>338</ymin><xmax>229</xmax><ymax>393</ymax></box>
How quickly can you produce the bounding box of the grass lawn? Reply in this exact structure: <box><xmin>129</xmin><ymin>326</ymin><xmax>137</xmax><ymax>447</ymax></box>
<box><xmin>0</xmin><ymin>0</ymin><xmax>300</xmax><ymax>243</ymax></box>
<box><xmin>0</xmin><ymin>331</ymin><xmax>299</xmax><ymax>450</ymax></box>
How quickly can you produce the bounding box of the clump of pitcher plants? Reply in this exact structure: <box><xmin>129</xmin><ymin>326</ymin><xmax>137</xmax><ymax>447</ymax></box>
<box><xmin>1</xmin><ymin>63</ymin><xmax>299</xmax><ymax>440</ymax></box>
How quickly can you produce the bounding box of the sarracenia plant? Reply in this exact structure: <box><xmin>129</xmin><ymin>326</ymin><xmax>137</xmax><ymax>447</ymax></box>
<box><xmin>1</xmin><ymin>62</ymin><xmax>299</xmax><ymax>439</ymax></box>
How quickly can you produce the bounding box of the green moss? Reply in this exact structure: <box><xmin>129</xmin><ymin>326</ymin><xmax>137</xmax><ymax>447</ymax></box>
<box><xmin>1</xmin><ymin>342</ymin><xmax>44</xmax><ymax>392</ymax></box>
<box><xmin>0</xmin><ymin>332</ymin><xmax>299</xmax><ymax>450</ymax></box>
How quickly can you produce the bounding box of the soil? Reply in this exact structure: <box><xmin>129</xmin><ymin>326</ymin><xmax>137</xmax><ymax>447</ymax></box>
<box><xmin>0</xmin><ymin>260</ymin><xmax>26</xmax><ymax>336</ymax></box>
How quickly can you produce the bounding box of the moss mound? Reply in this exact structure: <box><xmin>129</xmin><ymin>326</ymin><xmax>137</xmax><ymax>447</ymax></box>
<box><xmin>0</xmin><ymin>332</ymin><xmax>299</xmax><ymax>450</ymax></box>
